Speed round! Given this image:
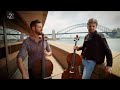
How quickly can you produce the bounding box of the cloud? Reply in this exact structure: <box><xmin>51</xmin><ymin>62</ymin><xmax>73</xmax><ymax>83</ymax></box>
<box><xmin>43</xmin><ymin>11</ymin><xmax>120</xmax><ymax>34</ymax></box>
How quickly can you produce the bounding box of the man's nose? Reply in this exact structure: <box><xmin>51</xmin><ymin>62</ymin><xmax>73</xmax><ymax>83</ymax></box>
<box><xmin>91</xmin><ymin>27</ymin><xmax>94</xmax><ymax>29</ymax></box>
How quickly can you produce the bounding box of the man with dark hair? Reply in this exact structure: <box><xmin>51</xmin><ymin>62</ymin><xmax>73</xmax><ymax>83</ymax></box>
<box><xmin>74</xmin><ymin>18</ymin><xmax>113</xmax><ymax>79</ymax></box>
<box><xmin>17</xmin><ymin>19</ymin><xmax>52</xmax><ymax>79</ymax></box>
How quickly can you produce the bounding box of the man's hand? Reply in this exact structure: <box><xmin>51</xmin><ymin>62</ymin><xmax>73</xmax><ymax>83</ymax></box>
<box><xmin>44</xmin><ymin>50</ymin><xmax>52</xmax><ymax>56</ymax></box>
<box><xmin>22</xmin><ymin>73</ymin><xmax>29</xmax><ymax>79</ymax></box>
<box><xmin>74</xmin><ymin>46</ymin><xmax>79</xmax><ymax>50</ymax></box>
<box><xmin>105</xmin><ymin>66</ymin><xmax>112</xmax><ymax>74</ymax></box>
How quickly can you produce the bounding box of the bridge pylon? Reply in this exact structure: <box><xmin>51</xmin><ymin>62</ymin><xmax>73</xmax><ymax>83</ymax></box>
<box><xmin>52</xmin><ymin>30</ymin><xmax>56</xmax><ymax>40</ymax></box>
<box><xmin>20</xmin><ymin>33</ymin><xmax>25</xmax><ymax>41</ymax></box>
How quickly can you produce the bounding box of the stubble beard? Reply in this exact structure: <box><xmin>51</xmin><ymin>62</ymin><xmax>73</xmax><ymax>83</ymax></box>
<box><xmin>35</xmin><ymin>30</ymin><xmax>42</xmax><ymax>35</ymax></box>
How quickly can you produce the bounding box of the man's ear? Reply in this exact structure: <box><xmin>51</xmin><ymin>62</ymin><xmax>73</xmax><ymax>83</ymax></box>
<box><xmin>32</xmin><ymin>27</ymin><xmax>35</xmax><ymax>31</ymax></box>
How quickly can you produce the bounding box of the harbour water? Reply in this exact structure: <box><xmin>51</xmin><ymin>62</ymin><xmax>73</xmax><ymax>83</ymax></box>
<box><xmin>49</xmin><ymin>38</ymin><xmax>120</xmax><ymax>52</ymax></box>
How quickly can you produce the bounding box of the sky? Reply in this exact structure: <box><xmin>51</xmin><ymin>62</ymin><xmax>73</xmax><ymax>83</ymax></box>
<box><xmin>43</xmin><ymin>11</ymin><xmax>120</xmax><ymax>36</ymax></box>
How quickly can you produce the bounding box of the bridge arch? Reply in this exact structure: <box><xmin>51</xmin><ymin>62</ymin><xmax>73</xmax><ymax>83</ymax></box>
<box><xmin>56</xmin><ymin>23</ymin><xmax>113</xmax><ymax>38</ymax></box>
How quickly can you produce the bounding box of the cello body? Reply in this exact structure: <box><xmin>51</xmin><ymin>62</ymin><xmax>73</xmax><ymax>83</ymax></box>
<box><xmin>32</xmin><ymin>34</ymin><xmax>53</xmax><ymax>79</ymax></box>
<box><xmin>32</xmin><ymin>58</ymin><xmax>53</xmax><ymax>79</ymax></box>
<box><xmin>62</xmin><ymin>53</ymin><xmax>82</xmax><ymax>79</ymax></box>
<box><xmin>62</xmin><ymin>35</ymin><xmax>82</xmax><ymax>79</ymax></box>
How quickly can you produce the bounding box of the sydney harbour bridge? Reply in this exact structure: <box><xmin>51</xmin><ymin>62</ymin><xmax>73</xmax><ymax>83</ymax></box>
<box><xmin>45</xmin><ymin>23</ymin><xmax>117</xmax><ymax>39</ymax></box>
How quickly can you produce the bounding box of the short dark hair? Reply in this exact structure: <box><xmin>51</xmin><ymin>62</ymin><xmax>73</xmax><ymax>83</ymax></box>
<box><xmin>30</xmin><ymin>19</ymin><xmax>41</xmax><ymax>29</ymax></box>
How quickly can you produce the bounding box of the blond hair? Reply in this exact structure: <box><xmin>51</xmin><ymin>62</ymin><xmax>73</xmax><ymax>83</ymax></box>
<box><xmin>87</xmin><ymin>18</ymin><xmax>98</xmax><ymax>26</ymax></box>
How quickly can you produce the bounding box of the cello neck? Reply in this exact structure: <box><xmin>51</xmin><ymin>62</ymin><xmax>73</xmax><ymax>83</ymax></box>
<box><xmin>73</xmin><ymin>35</ymin><xmax>79</xmax><ymax>57</ymax></box>
<box><xmin>41</xmin><ymin>34</ymin><xmax>46</xmax><ymax>79</ymax></box>
<box><xmin>71</xmin><ymin>35</ymin><xmax>79</xmax><ymax>68</ymax></box>
<box><xmin>73</xmin><ymin>40</ymin><xmax>77</xmax><ymax>54</ymax></box>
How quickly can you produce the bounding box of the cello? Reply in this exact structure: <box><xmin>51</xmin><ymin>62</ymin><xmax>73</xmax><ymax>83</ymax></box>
<box><xmin>32</xmin><ymin>34</ymin><xmax>53</xmax><ymax>79</ymax></box>
<box><xmin>62</xmin><ymin>35</ymin><xmax>82</xmax><ymax>79</ymax></box>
